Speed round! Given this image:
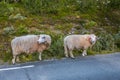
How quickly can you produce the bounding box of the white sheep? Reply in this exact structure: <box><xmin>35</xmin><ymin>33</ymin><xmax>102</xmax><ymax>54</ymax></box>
<box><xmin>64</xmin><ymin>34</ymin><xmax>97</xmax><ymax>58</ymax></box>
<box><xmin>11</xmin><ymin>34</ymin><xmax>51</xmax><ymax>64</ymax></box>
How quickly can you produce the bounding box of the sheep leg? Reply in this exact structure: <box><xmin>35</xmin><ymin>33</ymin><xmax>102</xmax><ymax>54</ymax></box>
<box><xmin>16</xmin><ymin>56</ymin><xmax>20</xmax><ymax>62</ymax></box>
<box><xmin>69</xmin><ymin>50</ymin><xmax>75</xmax><ymax>58</ymax></box>
<box><xmin>82</xmin><ymin>49</ymin><xmax>87</xmax><ymax>56</ymax></box>
<box><xmin>12</xmin><ymin>55</ymin><xmax>16</xmax><ymax>64</ymax></box>
<box><xmin>39</xmin><ymin>52</ymin><xmax>42</xmax><ymax>60</ymax></box>
<box><xmin>64</xmin><ymin>45</ymin><xmax>69</xmax><ymax>57</ymax></box>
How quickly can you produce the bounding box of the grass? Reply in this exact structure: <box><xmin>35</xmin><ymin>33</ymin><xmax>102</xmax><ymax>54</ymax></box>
<box><xmin>0</xmin><ymin>0</ymin><xmax>120</xmax><ymax>64</ymax></box>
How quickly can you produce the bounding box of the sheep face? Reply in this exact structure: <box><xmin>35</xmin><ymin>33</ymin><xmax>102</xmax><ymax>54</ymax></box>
<box><xmin>37</xmin><ymin>35</ymin><xmax>46</xmax><ymax>44</ymax></box>
<box><xmin>38</xmin><ymin>35</ymin><xmax>47</xmax><ymax>44</ymax></box>
<box><xmin>37</xmin><ymin>34</ymin><xmax>51</xmax><ymax>45</ymax></box>
<box><xmin>89</xmin><ymin>34</ymin><xmax>97</xmax><ymax>44</ymax></box>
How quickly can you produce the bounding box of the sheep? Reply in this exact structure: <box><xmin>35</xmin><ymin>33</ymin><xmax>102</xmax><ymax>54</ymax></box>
<box><xmin>11</xmin><ymin>34</ymin><xmax>51</xmax><ymax>64</ymax></box>
<box><xmin>64</xmin><ymin>34</ymin><xmax>98</xmax><ymax>58</ymax></box>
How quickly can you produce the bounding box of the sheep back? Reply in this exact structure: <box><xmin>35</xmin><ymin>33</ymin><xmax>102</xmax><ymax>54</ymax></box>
<box><xmin>11</xmin><ymin>35</ymin><xmax>41</xmax><ymax>55</ymax></box>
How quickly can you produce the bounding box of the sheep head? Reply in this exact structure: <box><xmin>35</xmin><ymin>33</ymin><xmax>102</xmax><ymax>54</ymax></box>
<box><xmin>89</xmin><ymin>34</ymin><xmax>97</xmax><ymax>45</ymax></box>
<box><xmin>37</xmin><ymin>34</ymin><xmax>51</xmax><ymax>47</ymax></box>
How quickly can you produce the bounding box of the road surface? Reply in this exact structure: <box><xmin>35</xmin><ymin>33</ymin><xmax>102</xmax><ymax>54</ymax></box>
<box><xmin>0</xmin><ymin>52</ymin><xmax>120</xmax><ymax>80</ymax></box>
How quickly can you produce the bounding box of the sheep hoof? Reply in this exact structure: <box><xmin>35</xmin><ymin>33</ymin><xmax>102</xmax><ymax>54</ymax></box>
<box><xmin>39</xmin><ymin>58</ymin><xmax>42</xmax><ymax>61</ymax></box>
<box><xmin>65</xmin><ymin>55</ymin><xmax>69</xmax><ymax>58</ymax></box>
<box><xmin>12</xmin><ymin>62</ymin><xmax>16</xmax><ymax>65</ymax></box>
<box><xmin>12</xmin><ymin>60</ymin><xmax>15</xmax><ymax>65</ymax></box>
<box><xmin>13</xmin><ymin>63</ymin><xmax>16</xmax><ymax>65</ymax></box>
<box><xmin>82</xmin><ymin>54</ymin><xmax>85</xmax><ymax>56</ymax></box>
<box><xmin>70</xmin><ymin>56</ymin><xmax>75</xmax><ymax>59</ymax></box>
<box><xmin>39</xmin><ymin>57</ymin><xmax>42</xmax><ymax>61</ymax></box>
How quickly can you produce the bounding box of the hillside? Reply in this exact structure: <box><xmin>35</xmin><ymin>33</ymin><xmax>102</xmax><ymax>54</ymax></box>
<box><xmin>0</xmin><ymin>0</ymin><xmax>120</xmax><ymax>64</ymax></box>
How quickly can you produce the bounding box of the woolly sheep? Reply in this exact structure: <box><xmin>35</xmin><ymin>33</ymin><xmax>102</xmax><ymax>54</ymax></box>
<box><xmin>64</xmin><ymin>34</ymin><xmax>98</xmax><ymax>58</ymax></box>
<box><xmin>11</xmin><ymin>34</ymin><xmax>51</xmax><ymax>64</ymax></box>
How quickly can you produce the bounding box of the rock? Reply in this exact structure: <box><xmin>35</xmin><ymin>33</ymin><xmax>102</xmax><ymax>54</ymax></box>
<box><xmin>3</xmin><ymin>26</ymin><xmax>15</xmax><ymax>35</ymax></box>
<box><xmin>9</xmin><ymin>13</ymin><xmax>26</xmax><ymax>20</ymax></box>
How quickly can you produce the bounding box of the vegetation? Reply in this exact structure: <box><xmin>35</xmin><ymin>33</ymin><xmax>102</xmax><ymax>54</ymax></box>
<box><xmin>0</xmin><ymin>0</ymin><xmax>120</xmax><ymax>64</ymax></box>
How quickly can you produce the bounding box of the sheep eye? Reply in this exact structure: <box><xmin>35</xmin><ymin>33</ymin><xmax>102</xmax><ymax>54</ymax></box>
<box><xmin>42</xmin><ymin>36</ymin><xmax>45</xmax><ymax>39</ymax></box>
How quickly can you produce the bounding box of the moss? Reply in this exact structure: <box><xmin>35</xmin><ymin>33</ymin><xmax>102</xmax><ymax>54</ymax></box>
<box><xmin>84</xmin><ymin>20</ymin><xmax>97</xmax><ymax>29</ymax></box>
<box><xmin>54</xmin><ymin>23</ymin><xmax>73</xmax><ymax>33</ymax></box>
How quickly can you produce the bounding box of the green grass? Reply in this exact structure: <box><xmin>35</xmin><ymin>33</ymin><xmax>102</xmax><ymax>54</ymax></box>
<box><xmin>0</xmin><ymin>0</ymin><xmax>120</xmax><ymax>64</ymax></box>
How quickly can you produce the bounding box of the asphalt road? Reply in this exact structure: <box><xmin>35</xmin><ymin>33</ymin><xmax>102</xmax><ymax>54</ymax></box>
<box><xmin>0</xmin><ymin>52</ymin><xmax>120</xmax><ymax>80</ymax></box>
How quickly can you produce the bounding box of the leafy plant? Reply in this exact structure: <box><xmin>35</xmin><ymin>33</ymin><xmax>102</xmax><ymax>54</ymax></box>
<box><xmin>93</xmin><ymin>33</ymin><xmax>115</xmax><ymax>52</ymax></box>
<box><xmin>16</xmin><ymin>24</ymin><xmax>28</xmax><ymax>35</ymax></box>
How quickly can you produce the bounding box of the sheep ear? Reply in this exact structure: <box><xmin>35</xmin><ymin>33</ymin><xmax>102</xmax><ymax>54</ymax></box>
<box><xmin>37</xmin><ymin>35</ymin><xmax>40</xmax><ymax>38</ymax></box>
<box><xmin>88</xmin><ymin>37</ymin><xmax>91</xmax><ymax>42</ymax></box>
<box><xmin>86</xmin><ymin>36</ymin><xmax>91</xmax><ymax>41</ymax></box>
<box><xmin>86</xmin><ymin>36</ymin><xmax>93</xmax><ymax>44</ymax></box>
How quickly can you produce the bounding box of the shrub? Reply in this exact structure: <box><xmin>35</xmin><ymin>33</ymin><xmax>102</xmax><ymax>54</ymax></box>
<box><xmin>108</xmin><ymin>0</ymin><xmax>120</xmax><ymax>9</ymax></box>
<box><xmin>3</xmin><ymin>26</ymin><xmax>15</xmax><ymax>35</ymax></box>
<box><xmin>84</xmin><ymin>20</ymin><xmax>97</xmax><ymax>29</ymax></box>
<box><xmin>93</xmin><ymin>33</ymin><xmax>115</xmax><ymax>52</ymax></box>
<box><xmin>43</xmin><ymin>34</ymin><xmax>65</xmax><ymax>59</ymax></box>
<box><xmin>0</xmin><ymin>2</ymin><xmax>10</xmax><ymax>20</ymax></box>
<box><xmin>16</xmin><ymin>24</ymin><xmax>29</xmax><ymax>35</ymax></box>
<box><xmin>22</xmin><ymin>0</ymin><xmax>74</xmax><ymax>15</ymax></box>
<box><xmin>114</xmin><ymin>31</ymin><xmax>120</xmax><ymax>48</ymax></box>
